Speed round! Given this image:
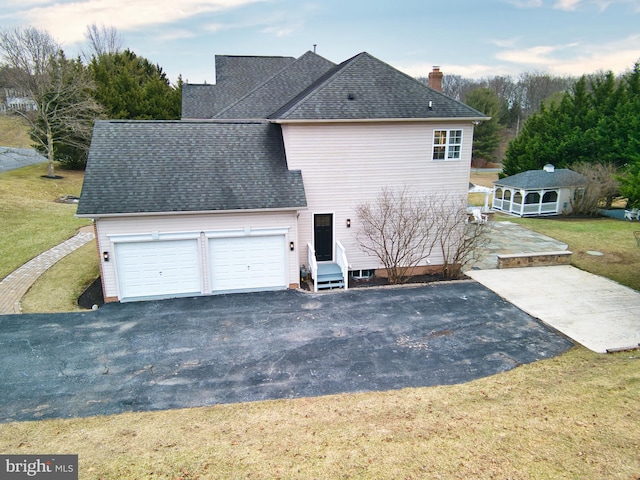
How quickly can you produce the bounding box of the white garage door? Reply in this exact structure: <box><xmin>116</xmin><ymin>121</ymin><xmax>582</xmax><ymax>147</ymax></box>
<box><xmin>116</xmin><ymin>239</ymin><xmax>201</xmax><ymax>300</ymax></box>
<box><xmin>209</xmin><ymin>235</ymin><xmax>286</xmax><ymax>292</ymax></box>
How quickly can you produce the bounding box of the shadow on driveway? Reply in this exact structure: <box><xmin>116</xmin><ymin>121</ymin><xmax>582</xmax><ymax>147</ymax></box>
<box><xmin>0</xmin><ymin>282</ymin><xmax>573</xmax><ymax>423</ymax></box>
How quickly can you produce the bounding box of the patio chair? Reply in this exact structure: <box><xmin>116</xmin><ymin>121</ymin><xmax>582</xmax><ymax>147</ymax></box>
<box><xmin>471</xmin><ymin>207</ymin><xmax>488</xmax><ymax>224</ymax></box>
<box><xmin>624</xmin><ymin>209</ymin><xmax>639</xmax><ymax>220</ymax></box>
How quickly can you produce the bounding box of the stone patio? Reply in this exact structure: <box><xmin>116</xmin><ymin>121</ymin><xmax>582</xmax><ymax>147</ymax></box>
<box><xmin>466</xmin><ymin>220</ymin><xmax>569</xmax><ymax>271</ymax></box>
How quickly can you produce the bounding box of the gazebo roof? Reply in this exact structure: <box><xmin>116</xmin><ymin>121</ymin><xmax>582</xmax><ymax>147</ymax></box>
<box><xmin>469</xmin><ymin>182</ymin><xmax>493</xmax><ymax>194</ymax></box>
<box><xmin>495</xmin><ymin>167</ymin><xmax>587</xmax><ymax>190</ymax></box>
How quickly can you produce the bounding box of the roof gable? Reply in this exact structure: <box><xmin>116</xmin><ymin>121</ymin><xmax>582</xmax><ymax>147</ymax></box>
<box><xmin>215</xmin><ymin>51</ymin><xmax>336</xmax><ymax>119</ymax></box>
<box><xmin>495</xmin><ymin>169</ymin><xmax>588</xmax><ymax>189</ymax></box>
<box><xmin>77</xmin><ymin>120</ymin><xmax>306</xmax><ymax>216</ymax></box>
<box><xmin>181</xmin><ymin>55</ymin><xmax>296</xmax><ymax>119</ymax></box>
<box><xmin>270</xmin><ymin>52</ymin><xmax>488</xmax><ymax>121</ymax></box>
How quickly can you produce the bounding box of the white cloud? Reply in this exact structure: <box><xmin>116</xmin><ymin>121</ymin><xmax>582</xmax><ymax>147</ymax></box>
<box><xmin>495</xmin><ymin>35</ymin><xmax>640</xmax><ymax>76</ymax></box>
<box><xmin>553</xmin><ymin>0</ymin><xmax>640</xmax><ymax>11</ymax></box>
<box><xmin>554</xmin><ymin>0</ymin><xmax>583</xmax><ymax>10</ymax></box>
<box><xmin>399</xmin><ymin>62</ymin><xmax>512</xmax><ymax>79</ymax></box>
<box><xmin>155</xmin><ymin>28</ymin><xmax>198</xmax><ymax>42</ymax></box>
<box><xmin>507</xmin><ymin>0</ymin><xmax>543</xmax><ymax>7</ymax></box>
<box><xmin>508</xmin><ymin>0</ymin><xmax>640</xmax><ymax>11</ymax></box>
<box><xmin>497</xmin><ymin>43</ymin><xmax>580</xmax><ymax>65</ymax></box>
<box><xmin>261</xmin><ymin>26</ymin><xmax>294</xmax><ymax>37</ymax></box>
<box><xmin>9</xmin><ymin>0</ymin><xmax>267</xmax><ymax>45</ymax></box>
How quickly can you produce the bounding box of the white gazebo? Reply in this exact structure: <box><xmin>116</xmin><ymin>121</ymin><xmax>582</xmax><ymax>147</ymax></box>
<box><xmin>492</xmin><ymin>165</ymin><xmax>587</xmax><ymax>217</ymax></box>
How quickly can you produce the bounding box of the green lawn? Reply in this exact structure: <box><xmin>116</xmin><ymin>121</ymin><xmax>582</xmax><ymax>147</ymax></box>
<box><xmin>0</xmin><ymin>347</ymin><xmax>637</xmax><ymax>479</ymax></box>
<box><xmin>0</xmin><ymin>163</ymin><xmax>91</xmax><ymax>281</ymax></box>
<box><xmin>20</xmin><ymin>241</ymin><xmax>100</xmax><ymax>313</ymax></box>
<box><xmin>499</xmin><ymin>215</ymin><xmax>640</xmax><ymax>291</ymax></box>
<box><xmin>0</xmin><ymin>114</ymin><xmax>32</xmax><ymax>148</ymax></box>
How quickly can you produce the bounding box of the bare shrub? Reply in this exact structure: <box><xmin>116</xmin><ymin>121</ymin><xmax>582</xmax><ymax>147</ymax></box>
<box><xmin>356</xmin><ymin>188</ymin><xmax>488</xmax><ymax>283</ymax></box>
<box><xmin>355</xmin><ymin>187</ymin><xmax>436</xmax><ymax>284</ymax></box>
<box><xmin>430</xmin><ymin>194</ymin><xmax>490</xmax><ymax>279</ymax></box>
<box><xmin>570</xmin><ymin>162</ymin><xmax>620</xmax><ymax>214</ymax></box>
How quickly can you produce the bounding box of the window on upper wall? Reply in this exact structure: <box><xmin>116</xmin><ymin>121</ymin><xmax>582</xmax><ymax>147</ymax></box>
<box><xmin>433</xmin><ymin>129</ymin><xmax>463</xmax><ymax>161</ymax></box>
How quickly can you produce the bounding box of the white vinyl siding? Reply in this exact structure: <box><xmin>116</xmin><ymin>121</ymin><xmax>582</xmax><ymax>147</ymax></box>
<box><xmin>282</xmin><ymin>121</ymin><xmax>473</xmax><ymax>272</ymax></box>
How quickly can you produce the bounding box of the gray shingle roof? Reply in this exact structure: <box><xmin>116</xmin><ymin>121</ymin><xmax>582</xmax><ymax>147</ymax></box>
<box><xmin>181</xmin><ymin>55</ymin><xmax>296</xmax><ymax>119</ymax></box>
<box><xmin>215</xmin><ymin>51</ymin><xmax>336</xmax><ymax>119</ymax></box>
<box><xmin>77</xmin><ymin>120</ymin><xmax>306</xmax><ymax>216</ymax></box>
<box><xmin>270</xmin><ymin>52</ymin><xmax>489</xmax><ymax>121</ymax></box>
<box><xmin>495</xmin><ymin>169</ymin><xmax>587</xmax><ymax>189</ymax></box>
<box><xmin>181</xmin><ymin>84</ymin><xmax>220</xmax><ymax>119</ymax></box>
<box><xmin>214</xmin><ymin>55</ymin><xmax>296</xmax><ymax>84</ymax></box>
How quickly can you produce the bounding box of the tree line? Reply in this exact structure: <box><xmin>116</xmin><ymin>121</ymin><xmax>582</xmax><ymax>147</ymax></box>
<box><xmin>502</xmin><ymin>63</ymin><xmax>640</xmax><ymax>208</ymax></box>
<box><xmin>420</xmin><ymin>63</ymin><xmax>640</xmax><ymax>208</ymax></box>
<box><xmin>0</xmin><ymin>25</ymin><xmax>182</xmax><ymax>175</ymax></box>
<box><xmin>418</xmin><ymin>71</ymin><xmax>575</xmax><ymax>164</ymax></box>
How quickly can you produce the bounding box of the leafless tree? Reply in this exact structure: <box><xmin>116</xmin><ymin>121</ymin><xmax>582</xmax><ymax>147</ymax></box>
<box><xmin>429</xmin><ymin>194</ymin><xmax>489</xmax><ymax>279</ymax></box>
<box><xmin>570</xmin><ymin>162</ymin><xmax>620</xmax><ymax>214</ymax></box>
<box><xmin>82</xmin><ymin>24</ymin><xmax>123</xmax><ymax>62</ymax></box>
<box><xmin>356</xmin><ymin>187</ymin><xmax>437</xmax><ymax>284</ymax></box>
<box><xmin>0</xmin><ymin>26</ymin><xmax>104</xmax><ymax>177</ymax></box>
<box><xmin>356</xmin><ymin>188</ymin><xmax>488</xmax><ymax>283</ymax></box>
<box><xmin>518</xmin><ymin>72</ymin><xmax>572</xmax><ymax>117</ymax></box>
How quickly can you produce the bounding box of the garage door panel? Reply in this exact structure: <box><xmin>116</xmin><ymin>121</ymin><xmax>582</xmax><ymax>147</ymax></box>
<box><xmin>209</xmin><ymin>235</ymin><xmax>286</xmax><ymax>292</ymax></box>
<box><xmin>116</xmin><ymin>239</ymin><xmax>201</xmax><ymax>300</ymax></box>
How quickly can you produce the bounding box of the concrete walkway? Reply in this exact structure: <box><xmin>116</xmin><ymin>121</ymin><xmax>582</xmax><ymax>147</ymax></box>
<box><xmin>464</xmin><ymin>220</ymin><xmax>640</xmax><ymax>353</ymax></box>
<box><xmin>0</xmin><ymin>227</ymin><xmax>95</xmax><ymax>314</ymax></box>
<box><xmin>468</xmin><ymin>266</ymin><xmax>640</xmax><ymax>354</ymax></box>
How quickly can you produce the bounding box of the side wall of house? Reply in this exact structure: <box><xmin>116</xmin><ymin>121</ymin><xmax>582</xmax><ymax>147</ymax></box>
<box><xmin>95</xmin><ymin>211</ymin><xmax>300</xmax><ymax>301</ymax></box>
<box><xmin>281</xmin><ymin>121</ymin><xmax>473</xmax><ymax>272</ymax></box>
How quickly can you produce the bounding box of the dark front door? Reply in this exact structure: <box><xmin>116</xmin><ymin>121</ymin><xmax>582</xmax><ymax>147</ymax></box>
<box><xmin>314</xmin><ymin>213</ymin><xmax>333</xmax><ymax>262</ymax></box>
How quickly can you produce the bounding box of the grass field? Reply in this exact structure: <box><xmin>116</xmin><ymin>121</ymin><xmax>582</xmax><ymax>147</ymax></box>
<box><xmin>0</xmin><ymin>347</ymin><xmax>638</xmax><ymax>479</ymax></box>
<box><xmin>503</xmin><ymin>215</ymin><xmax>640</xmax><ymax>291</ymax></box>
<box><xmin>0</xmin><ymin>163</ymin><xmax>91</xmax><ymax>281</ymax></box>
<box><xmin>0</xmin><ymin>114</ymin><xmax>32</xmax><ymax>148</ymax></box>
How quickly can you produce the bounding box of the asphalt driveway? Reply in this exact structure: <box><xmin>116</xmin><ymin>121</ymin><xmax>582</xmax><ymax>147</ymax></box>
<box><xmin>0</xmin><ymin>282</ymin><xmax>573</xmax><ymax>423</ymax></box>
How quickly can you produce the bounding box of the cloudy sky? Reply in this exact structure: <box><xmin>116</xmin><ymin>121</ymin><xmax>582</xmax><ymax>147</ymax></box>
<box><xmin>1</xmin><ymin>0</ymin><xmax>639</xmax><ymax>84</ymax></box>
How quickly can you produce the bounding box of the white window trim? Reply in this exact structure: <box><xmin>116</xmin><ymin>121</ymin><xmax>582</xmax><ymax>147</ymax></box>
<box><xmin>432</xmin><ymin>129</ymin><xmax>463</xmax><ymax>161</ymax></box>
<box><xmin>205</xmin><ymin>227</ymin><xmax>289</xmax><ymax>239</ymax></box>
<box><xmin>108</xmin><ymin>231</ymin><xmax>201</xmax><ymax>243</ymax></box>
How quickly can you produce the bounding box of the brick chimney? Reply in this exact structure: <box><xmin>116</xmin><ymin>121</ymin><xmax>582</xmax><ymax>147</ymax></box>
<box><xmin>428</xmin><ymin>66</ymin><xmax>443</xmax><ymax>92</ymax></box>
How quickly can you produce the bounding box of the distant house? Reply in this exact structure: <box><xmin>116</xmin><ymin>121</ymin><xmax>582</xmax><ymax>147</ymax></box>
<box><xmin>1</xmin><ymin>88</ymin><xmax>37</xmax><ymax>114</ymax></box>
<box><xmin>78</xmin><ymin>51</ymin><xmax>488</xmax><ymax>303</ymax></box>
<box><xmin>492</xmin><ymin>164</ymin><xmax>587</xmax><ymax>217</ymax></box>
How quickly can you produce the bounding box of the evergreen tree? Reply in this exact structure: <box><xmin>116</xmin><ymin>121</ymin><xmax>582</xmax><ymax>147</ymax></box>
<box><xmin>465</xmin><ymin>88</ymin><xmax>501</xmax><ymax>163</ymax></box>
<box><xmin>502</xmin><ymin>62</ymin><xmax>640</xmax><ymax>178</ymax></box>
<box><xmin>89</xmin><ymin>49</ymin><xmax>181</xmax><ymax>120</ymax></box>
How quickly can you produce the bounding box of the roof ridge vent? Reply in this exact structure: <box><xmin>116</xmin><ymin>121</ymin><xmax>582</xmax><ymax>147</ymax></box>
<box><xmin>543</xmin><ymin>164</ymin><xmax>555</xmax><ymax>173</ymax></box>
